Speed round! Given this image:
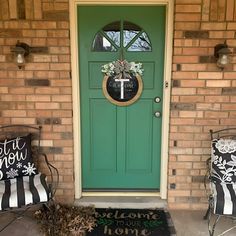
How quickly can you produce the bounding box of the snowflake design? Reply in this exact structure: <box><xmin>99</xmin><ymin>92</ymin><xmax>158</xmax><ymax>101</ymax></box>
<box><xmin>215</xmin><ymin>139</ymin><xmax>236</xmax><ymax>153</ymax></box>
<box><xmin>22</xmin><ymin>162</ymin><xmax>37</xmax><ymax>176</ymax></box>
<box><xmin>16</xmin><ymin>162</ymin><xmax>23</xmax><ymax>169</ymax></box>
<box><xmin>6</xmin><ymin>168</ymin><xmax>19</xmax><ymax>179</ymax></box>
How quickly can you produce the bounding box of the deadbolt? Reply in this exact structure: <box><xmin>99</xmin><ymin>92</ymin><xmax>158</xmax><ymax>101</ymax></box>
<box><xmin>154</xmin><ymin>111</ymin><xmax>161</xmax><ymax>118</ymax></box>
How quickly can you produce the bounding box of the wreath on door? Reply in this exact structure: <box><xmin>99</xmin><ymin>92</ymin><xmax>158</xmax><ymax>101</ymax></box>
<box><xmin>101</xmin><ymin>60</ymin><xmax>144</xmax><ymax>106</ymax></box>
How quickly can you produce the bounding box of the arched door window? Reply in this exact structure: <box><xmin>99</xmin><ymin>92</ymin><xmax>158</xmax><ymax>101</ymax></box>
<box><xmin>92</xmin><ymin>21</ymin><xmax>152</xmax><ymax>52</ymax></box>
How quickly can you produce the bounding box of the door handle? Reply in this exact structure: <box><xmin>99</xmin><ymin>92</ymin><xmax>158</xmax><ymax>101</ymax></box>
<box><xmin>154</xmin><ymin>111</ymin><xmax>161</xmax><ymax>118</ymax></box>
<box><xmin>154</xmin><ymin>96</ymin><xmax>161</xmax><ymax>103</ymax></box>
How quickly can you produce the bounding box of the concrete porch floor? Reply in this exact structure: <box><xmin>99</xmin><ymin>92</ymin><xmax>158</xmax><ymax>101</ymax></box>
<box><xmin>0</xmin><ymin>209</ymin><xmax>236</xmax><ymax>235</ymax></box>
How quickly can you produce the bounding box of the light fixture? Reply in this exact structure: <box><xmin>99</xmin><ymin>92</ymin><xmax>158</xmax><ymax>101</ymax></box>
<box><xmin>11</xmin><ymin>41</ymin><xmax>30</xmax><ymax>69</ymax></box>
<box><xmin>214</xmin><ymin>41</ymin><xmax>232</xmax><ymax>69</ymax></box>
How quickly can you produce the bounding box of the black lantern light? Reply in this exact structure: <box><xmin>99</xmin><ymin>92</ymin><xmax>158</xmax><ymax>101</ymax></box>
<box><xmin>11</xmin><ymin>41</ymin><xmax>30</xmax><ymax>69</ymax></box>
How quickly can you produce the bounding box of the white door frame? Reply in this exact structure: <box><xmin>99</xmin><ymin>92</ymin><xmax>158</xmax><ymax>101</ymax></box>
<box><xmin>69</xmin><ymin>0</ymin><xmax>174</xmax><ymax>199</ymax></box>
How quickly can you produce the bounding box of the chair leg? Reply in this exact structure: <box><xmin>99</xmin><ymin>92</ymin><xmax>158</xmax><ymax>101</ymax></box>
<box><xmin>204</xmin><ymin>205</ymin><xmax>211</xmax><ymax>220</ymax></box>
<box><xmin>43</xmin><ymin>199</ymin><xmax>56</xmax><ymax>236</ymax></box>
<box><xmin>208</xmin><ymin>211</ymin><xmax>221</xmax><ymax>236</ymax></box>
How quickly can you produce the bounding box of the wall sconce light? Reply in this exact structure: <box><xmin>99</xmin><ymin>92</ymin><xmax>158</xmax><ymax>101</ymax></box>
<box><xmin>214</xmin><ymin>41</ymin><xmax>232</xmax><ymax>69</ymax></box>
<box><xmin>11</xmin><ymin>41</ymin><xmax>30</xmax><ymax>69</ymax></box>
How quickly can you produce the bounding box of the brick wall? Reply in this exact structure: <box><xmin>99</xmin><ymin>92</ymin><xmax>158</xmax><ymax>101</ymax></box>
<box><xmin>169</xmin><ymin>0</ymin><xmax>236</xmax><ymax>209</ymax></box>
<box><xmin>1</xmin><ymin>0</ymin><xmax>236</xmax><ymax>208</ymax></box>
<box><xmin>0</xmin><ymin>0</ymin><xmax>73</xmax><ymax>203</ymax></box>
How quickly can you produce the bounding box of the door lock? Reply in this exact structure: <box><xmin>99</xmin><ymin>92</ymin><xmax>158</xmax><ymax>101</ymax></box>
<box><xmin>154</xmin><ymin>111</ymin><xmax>161</xmax><ymax>118</ymax></box>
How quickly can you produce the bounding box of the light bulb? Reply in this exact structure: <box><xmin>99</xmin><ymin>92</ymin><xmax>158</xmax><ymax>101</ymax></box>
<box><xmin>16</xmin><ymin>53</ymin><xmax>25</xmax><ymax>64</ymax></box>
<box><xmin>217</xmin><ymin>54</ymin><xmax>229</xmax><ymax>68</ymax></box>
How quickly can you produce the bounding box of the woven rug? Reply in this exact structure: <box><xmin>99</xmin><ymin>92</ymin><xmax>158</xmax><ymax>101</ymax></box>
<box><xmin>87</xmin><ymin>208</ymin><xmax>176</xmax><ymax>236</ymax></box>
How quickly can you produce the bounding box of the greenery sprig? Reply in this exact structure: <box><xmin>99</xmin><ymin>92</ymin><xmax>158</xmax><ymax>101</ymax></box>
<box><xmin>101</xmin><ymin>60</ymin><xmax>144</xmax><ymax>79</ymax></box>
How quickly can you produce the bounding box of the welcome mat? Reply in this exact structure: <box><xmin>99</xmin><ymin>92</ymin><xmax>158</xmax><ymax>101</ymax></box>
<box><xmin>87</xmin><ymin>208</ymin><xmax>176</xmax><ymax>236</ymax></box>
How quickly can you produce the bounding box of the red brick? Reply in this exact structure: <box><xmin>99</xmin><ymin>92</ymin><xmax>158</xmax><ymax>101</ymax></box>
<box><xmin>2</xmin><ymin>110</ymin><xmax>26</xmax><ymax>117</ymax></box>
<box><xmin>204</xmin><ymin>111</ymin><xmax>228</xmax><ymax>118</ymax></box>
<box><xmin>11</xmin><ymin>118</ymin><xmax>35</xmax><ymax>124</ymax></box>
<box><xmin>197</xmin><ymin>88</ymin><xmax>222</xmax><ymax>95</ymax></box>
<box><xmin>221</xmin><ymin>104</ymin><xmax>236</xmax><ymax>110</ymax></box>
<box><xmin>172</xmin><ymin>88</ymin><xmax>196</xmax><ymax>95</ymax></box>
<box><xmin>170</xmin><ymin>118</ymin><xmax>195</xmax><ymax>125</ymax></box>
<box><xmin>198</xmin><ymin>72</ymin><xmax>223</xmax><ymax>79</ymax></box>
<box><xmin>227</xmin><ymin>23</ymin><xmax>236</xmax><ymax>30</ymax></box>
<box><xmin>50</xmin><ymin>63</ymin><xmax>70</xmax><ymax>71</ymax></box>
<box><xmin>172</xmin><ymin>72</ymin><xmax>198</xmax><ymax>79</ymax></box>
<box><xmin>181</xmin><ymin>64</ymin><xmax>206</xmax><ymax>71</ymax></box>
<box><xmin>209</xmin><ymin>31</ymin><xmax>234</xmax><ymax>38</ymax></box>
<box><xmin>220</xmin><ymin>119</ymin><xmax>236</xmax><ymax>125</ymax></box>
<box><xmin>182</xmin><ymin>47</ymin><xmax>208</xmax><ymax>55</ymax></box>
<box><xmin>201</xmin><ymin>22</ymin><xmax>226</xmax><ymax>30</ymax></box>
<box><xmin>52</xmin><ymin>111</ymin><xmax>72</xmax><ymax>118</ymax></box>
<box><xmin>175</xmin><ymin>13</ymin><xmax>201</xmax><ymax>22</ymax></box>
<box><xmin>226</xmin><ymin>0</ymin><xmax>234</xmax><ymax>21</ymax></box>
<box><xmin>196</xmin><ymin>103</ymin><xmax>220</xmax><ymax>110</ymax></box>
<box><xmin>35</xmin><ymin>87</ymin><xmax>60</xmax><ymax>94</ymax></box>
<box><xmin>35</xmin><ymin>102</ymin><xmax>60</xmax><ymax>109</ymax></box>
<box><xmin>26</xmin><ymin>95</ymin><xmax>51</xmax><ymax>102</ymax></box>
<box><xmin>181</xmin><ymin>80</ymin><xmax>205</xmax><ymax>87</ymax></box>
<box><xmin>176</xmin><ymin>5</ymin><xmax>201</xmax><ymax>13</ymax></box>
<box><xmin>9</xmin><ymin>87</ymin><xmax>34</xmax><ymax>94</ymax></box>
<box><xmin>202</xmin><ymin>0</ymin><xmax>210</xmax><ymax>21</ymax></box>
<box><xmin>32</xmin><ymin>21</ymin><xmax>57</xmax><ymax>29</ymax></box>
<box><xmin>205</xmin><ymin>96</ymin><xmax>229</xmax><ymax>102</ymax></box>
<box><xmin>175</xmin><ymin>22</ymin><xmax>200</xmax><ymax>30</ymax></box>
<box><xmin>206</xmin><ymin>80</ymin><xmax>231</xmax><ymax>87</ymax></box>
<box><xmin>25</xmin><ymin>63</ymin><xmax>50</xmax><ymax>70</ymax></box>
<box><xmin>195</xmin><ymin>119</ymin><xmax>219</xmax><ymax>125</ymax></box>
<box><xmin>179</xmin><ymin>111</ymin><xmax>203</xmax><ymax>118</ymax></box>
<box><xmin>179</xmin><ymin>96</ymin><xmax>204</xmax><ymax>102</ymax></box>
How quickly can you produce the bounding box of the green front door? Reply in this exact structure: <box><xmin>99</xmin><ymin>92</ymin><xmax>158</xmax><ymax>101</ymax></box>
<box><xmin>78</xmin><ymin>6</ymin><xmax>165</xmax><ymax>190</ymax></box>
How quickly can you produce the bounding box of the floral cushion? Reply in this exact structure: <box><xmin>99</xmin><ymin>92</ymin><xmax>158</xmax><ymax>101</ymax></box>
<box><xmin>211</xmin><ymin>139</ymin><xmax>236</xmax><ymax>184</ymax></box>
<box><xmin>0</xmin><ymin>134</ymin><xmax>38</xmax><ymax>180</ymax></box>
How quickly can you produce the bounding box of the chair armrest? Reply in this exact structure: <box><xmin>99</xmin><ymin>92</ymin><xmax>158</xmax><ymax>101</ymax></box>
<box><xmin>38</xmin><ymin>152</ymin><xmax>59</xmax><ymax>198</ymax></box>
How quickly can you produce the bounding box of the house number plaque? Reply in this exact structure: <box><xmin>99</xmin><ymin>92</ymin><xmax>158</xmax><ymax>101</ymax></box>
<box><xmin>102</xmin><ymin>74</ymin><xmax>143</xmax><ymax>106</ymax></box>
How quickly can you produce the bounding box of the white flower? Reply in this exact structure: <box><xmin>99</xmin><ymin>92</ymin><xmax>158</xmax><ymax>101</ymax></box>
<box><xmin>6</xmin><ymin>168</ymin><xmax>19</xmax><ymax>179</ymax></box>
<box><xmin>215</xmin><ymin>139</ymin><xmax>236</xmax><ymax>153</ymax></box>
<box><xmin>22</xmin><ymin>162</ymin><xmax>37</xmax><ymax>176</ymax></box>
<box><xmin>101</xmin><ymin>60</ymin><xmax>143</xmax><ymax>76</ymax></box>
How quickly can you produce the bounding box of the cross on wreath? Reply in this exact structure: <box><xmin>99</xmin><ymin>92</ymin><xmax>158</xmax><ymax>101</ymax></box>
<box><xmin>101</xmin><ymin>60</ymin><xmax>144</xmax><ymax>106</ymax></box>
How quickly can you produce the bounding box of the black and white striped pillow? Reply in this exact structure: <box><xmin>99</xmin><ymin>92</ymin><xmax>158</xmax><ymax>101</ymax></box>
<box><xmin>0</xmin><ymin>173</ymin><xmax>49</xmax><ymax>210</ymax></box>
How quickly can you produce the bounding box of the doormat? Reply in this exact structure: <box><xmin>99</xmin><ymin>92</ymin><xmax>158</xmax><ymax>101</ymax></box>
<box><xmin>87</xmin><ymin>208</ymin><xmax>176</xmax><ymax>236</ymax></box>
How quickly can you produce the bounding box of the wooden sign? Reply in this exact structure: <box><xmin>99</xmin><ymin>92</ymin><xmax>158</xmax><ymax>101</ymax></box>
<box><xmin>102</xmin><ymin>74</ymin><xmax>143</xmax><ymax>106</ymax></box>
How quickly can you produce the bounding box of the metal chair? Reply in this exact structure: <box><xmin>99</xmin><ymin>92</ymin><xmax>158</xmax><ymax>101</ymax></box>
<box><xmin>204</xmin><ymin>128</ymin><xmax>236</xmax><ymax>236</ymax></box>
<box><xmin>0</xmin><ymin>124</ymin><xmax>59</xmax><ymax>233</ymax></box>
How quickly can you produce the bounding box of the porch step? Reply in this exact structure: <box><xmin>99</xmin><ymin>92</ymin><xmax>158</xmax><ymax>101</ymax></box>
<box><xmin>74</xmin><ymin>196</ymin><xmax>167</xmax><ymax>209</ymax></box>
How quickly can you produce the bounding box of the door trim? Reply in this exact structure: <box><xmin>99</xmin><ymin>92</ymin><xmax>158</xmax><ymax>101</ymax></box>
<box><xmin>70</xmin><ymin>0</ymin><xmax>174</xmax><ymax>199</ymax></box>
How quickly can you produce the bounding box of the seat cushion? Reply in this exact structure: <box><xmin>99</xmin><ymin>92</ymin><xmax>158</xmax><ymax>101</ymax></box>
<box><xmin>212</xmin><ymin>182</ymin><xmax>236</xmax><ymax>216</ymax></box>
<box><xmin>0</xmin><ymin>173</ymin><xmax>50</xmax><ymax>210</ymax></box>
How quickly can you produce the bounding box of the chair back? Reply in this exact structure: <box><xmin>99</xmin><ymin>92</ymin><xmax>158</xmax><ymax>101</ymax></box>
<box><xmin>210</xmin><ymin>128</ymin><xmax>236</xmax><ymax>184</ymax></box>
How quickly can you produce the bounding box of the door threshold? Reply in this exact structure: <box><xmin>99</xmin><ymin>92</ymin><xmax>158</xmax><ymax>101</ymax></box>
<box><xmin>75</xmin><ymin>196</ymin><xmax>167</xmax><ymax>209</ymax></box>
<box><xmin>82</xmin><ymin>191</ymin><xmax>161</xmax><ymax>197</ymax></box>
